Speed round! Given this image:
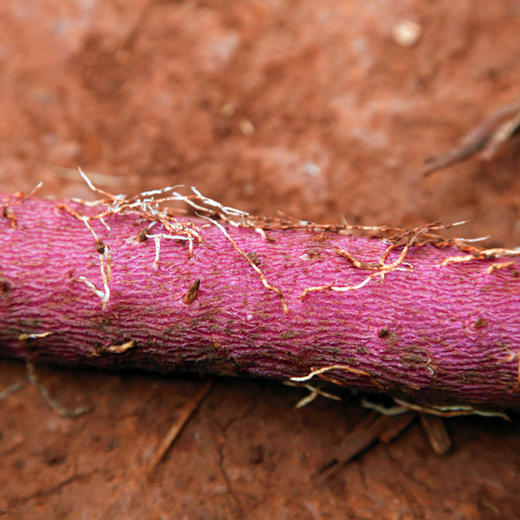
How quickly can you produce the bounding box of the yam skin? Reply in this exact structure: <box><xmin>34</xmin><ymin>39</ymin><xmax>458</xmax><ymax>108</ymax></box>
<box><xmin>1</xmin><ymin>194</ymin><xmax>519</xmax><ymax>409</ymax></box>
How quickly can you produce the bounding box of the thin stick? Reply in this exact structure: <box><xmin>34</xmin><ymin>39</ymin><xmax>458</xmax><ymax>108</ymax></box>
<box><xmin>315</xmin><ymin>412</ymin><xmax>400</xmax><ymax>482</ymax></box>
<box><xmin>420</xmin><ymin>414</ymin><xmax>452</xmax><ymax>454</ymax></box>
<box><xmin>423</xmin><ymin>97</ymin><xmax>520</xmax><ymax>176</ymax></box>
<box><xmin>148</xmin><ymin>379</ymin><xmax>213</xmax><ymax>470</ymax></box>
<box><xmin>378</xmin><ymin>412</ymin><xmax>417</xmax><ymax>443</ymax></box>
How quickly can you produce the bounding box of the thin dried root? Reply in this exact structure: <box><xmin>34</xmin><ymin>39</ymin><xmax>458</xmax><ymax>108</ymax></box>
<box><xmin>79</xmin><ymin>167</ymin><xmax>117</xmax><ymax>200</ymax></box>
<box><xmin>290</xmin><ymin>364</ymin><xmax>384</xmax><ymax>390</ymax></box>
<box><xmin>2</xmin><ymin>182</ymin><xmax>43</xmax><ymax>230</ymax></box>
<box><xmin>442</xmin><ymin>248</ymin><xmax>520</xmax><ymax>267</ymax></box>
<box><xmin>361</xmin><ymin>398</ymin><xmax>409</xmax><ymax>416</ymax></box>
<box><xmin>26</xmin><ymin>362</ymin><xmax>92</xmax><ymax>418</ymax></box>
<box><xmin>98</xmin><ymin>245</ymin><xmax>111</xmax><ymax>308</ymax></box>
<box><xmin>78</xmin><ymin>276</ymin><xmax>107</xmax><ymax>307</ymax></box>
<box><xmin>153</xmin><ymin>236</ymin><xmax>161</xmax><ymax>270</ymax></box>
<box><xmin>486</xmin><ymin>261</ymin><xmax>516</xmax><ymax>274</ymax></box>
<box><xmin>393</xmin><ymin>398</ymin><xmax>510</xmax><ymax>421</ymax></box>
<box><xmin>18</xmin><ymin>331</ymin><xmax>54</xmax><ymax>341</ymax></box>
<box><xmin>441</xmin><ymin>254</ymin><xmax>481</xmax><ymax>266</ymax></box>
<box><xmin>301</xmin><ymin>275</ymin><xmax>373</xmax><ymax>300</ymax></box>
<box><xmin>203</xmin><ymin>216</ymin><xmax>288</xmax><ymax>314</ymax></box>
<box><xmin>79</xmin><ymin>220</ymin><xmax>112</xmax><ymax>307</ymax></box>
<box><xmin>105</xmin><ymin>340</ymin><xmax>135</xmax><ymax>354</ymax></box>
<box><xmin>283</xmin><ymin>381</ymin><xmax>341</xmax><ymax>408</ymax></box>
<box><xmin>89</xmin><ymin>340</ymin><xmax>136</xmax><ymax>357</ymax></box>
<box><xmin>301</xmin><ymin>224</ymin><xmax>453</xmax><ymax>301</ymax></box>
<box><xmin>334</xmin><ymin>248</ymin><xmax>379</xmax><ymax>270</ymax></box>
<box><xmin>58</xmin><ymin>202</ymin><xmax>113</xmax><ymax>308</ymax></box>
<box><xmin>0</xmin><ymin>381</ymin><xmax>24</xmax><ymax>401</ymax></box>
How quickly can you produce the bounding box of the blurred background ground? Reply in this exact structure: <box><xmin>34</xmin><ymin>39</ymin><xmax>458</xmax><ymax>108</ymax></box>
<box><xmin>1</xmin><ymin>1</ymin><xmax>520</xmax><ymax>518</ymax></box>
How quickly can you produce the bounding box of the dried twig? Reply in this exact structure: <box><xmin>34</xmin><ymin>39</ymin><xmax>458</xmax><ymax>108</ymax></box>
<box><xmin>315</xmin><ymin>412</ymin><xmax>415</xmax><ymax>482</ymax></box>
<box><xmin>420</xmin><ymin>414</ymin><xmax>452</xmax><ymax>454</ymax></box>
<box><xmin>423</xmin><ymin>96</ymin><xmax>520</xmax><ymax>176</ymax></box>
<box><xmin>148</xmin><ymin>380</ymin><xmax>213</xmax><ymax>470</ymax></box>
<box><xmin>378</xmin><ymin>412</ymin><xmax>417</xmax><ymax>443</ymax></box>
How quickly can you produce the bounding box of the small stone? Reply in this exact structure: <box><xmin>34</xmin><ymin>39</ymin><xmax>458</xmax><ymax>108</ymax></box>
<box><xmin>392</xmin><ymin>20</ymin><xmax>422</xmax><ymax>47</ymax></box>
<box><xmin>221</xmin><ymin>102</ymin><xmax>236</xmax><ymax>118</ymax></box>
<box><xmin>304</xmin><ymin>163</ymin><xmax>321</xmax><ymax>176</ymax></box>
<box><xmin>239</xmin><ymin>119</ymin><xmax>255</xmax><ymax>137</ymax></box>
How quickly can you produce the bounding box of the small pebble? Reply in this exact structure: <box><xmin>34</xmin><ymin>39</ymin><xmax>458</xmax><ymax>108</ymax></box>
<box><xmin>392</xmin><ymin>20</ymin><xmax>422</xmax><ymax>47</ymax></box>
<box><xmin>304</xmin><ymin>163</ymin><xmax>321</xmax><ymax>176</ymax></box>
<box><xmin>239</xmin><ymin>119</ymin><xmax>255</xmax><ymax>137</ymax></box>
<box><xmin>221</xmin><ymin>102</ymin><xmax>236</xmax><ymax>118</ymax></box>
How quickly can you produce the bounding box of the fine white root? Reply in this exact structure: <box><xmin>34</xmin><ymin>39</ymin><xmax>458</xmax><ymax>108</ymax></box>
<box><xmin>284</xmin><ymin>381</ymin><xmax>341</xmax><ymax>408</ymax></box>
<box><xmin>18</xmin><ymin>331</ymin><xmax>54</xmax><ymax>341</ymax></box>
<box><xmin>78</xmin><ymin>167</ymin><xmax>118</xmax><ymax>201</ymax></box>
<box><xmin>297</xmin><ymin>385</ymin><xmax>340</xmax><ymax>408</ymax></box>
<box><xmin>361</xmin><ymin>398</ymin><xmax>410</xmax><ymax>416</ymax></box>
<box><xmin>97</xmin><ymin>244</ymin><xmax>112</xmax><ymax>309</ymax></box>
<box><xmin>291</xmin><ymin>364</ymin><xmax>383</xmax><ymax>389</ymax></box>
<box><xmin>191</xmin><ymin>186</ymin><xmax>249</xmax><ymax>218</ymax></box>
<box><xmin>99</xmin><ymin>217</ymin><xmax>111</xmax><ymax>231</ymax></box>
<box><xmin>78</xmin><ymin>276</ymin><xmax>106</xmax><ymax>302</ymax></box>
<box><xmin>300</xmin><ymin>232</ymin><xmax>420</xmax><ymax>300</ymax></box>
<box><xmin>153</xmin><ymin>236</ymin><xmax>161</xmax><ymax>270</ymax></box>
<box><xmin>202</xmin><ymin>215</ymin><xmax>288</xmax><ymax>314</ymax></box>
<box><xmin>105</xmin><ymin>340</ymin><xmax>135</xmax><ymax>354</ymax></box>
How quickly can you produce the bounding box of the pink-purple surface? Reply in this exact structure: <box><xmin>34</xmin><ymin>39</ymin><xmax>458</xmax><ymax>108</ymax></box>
<box><xmin>1</xmin><ymin>196</ymin><xmax>519</xmax><ymax>408</ymax></box>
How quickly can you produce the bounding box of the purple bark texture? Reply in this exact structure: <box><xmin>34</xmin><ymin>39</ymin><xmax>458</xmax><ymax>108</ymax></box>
<box><xmin>1</xmin><ymin>195</ymin><xmax>520</xmax><ymax>409</ymax></box>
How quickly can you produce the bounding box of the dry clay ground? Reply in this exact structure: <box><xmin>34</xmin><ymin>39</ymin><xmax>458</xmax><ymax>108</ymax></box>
<box><xmin>1</xmin><ymin>1</ymin><xmax>520</xmax><ymax>518</ymax></box>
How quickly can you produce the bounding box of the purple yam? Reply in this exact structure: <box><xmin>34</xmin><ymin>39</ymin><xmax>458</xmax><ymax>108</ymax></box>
<box><xmin>1</xmin><ymin>194</ymin><xmax>519</xmax><ymax>409</ymax></box>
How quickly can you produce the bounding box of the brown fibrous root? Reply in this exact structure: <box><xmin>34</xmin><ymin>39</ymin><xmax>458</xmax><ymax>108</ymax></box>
<box><xmin>442</xmin><ymin>248</ymin><xmax>520</xmax><ymax>267</ymax></box>
<box><xmin>91</xmin><ymin>340</ymin><xmax>136</xmax><ymax>356</ymax></box>
<box><xmin>2</xmin><ymin>182</ymin><xmax>42</xmax><ymax>230</ymax></box>
<box><xmin>301</xmin><ymin>222</ymin><xmax>472</xmax><ymax>301</ymax></box>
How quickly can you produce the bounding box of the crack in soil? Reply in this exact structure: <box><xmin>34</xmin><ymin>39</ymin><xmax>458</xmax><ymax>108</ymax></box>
<box><xmin>209</xmin><ymin>384</ymin><xmax>262</xmax><ymax>517</ymax></box>
<box><xmin>217</xmin><ymin>442</ymin><xmax>243</xmax><ymax>515</ymax></box>
<box><xmin>7</xmin><ymin>471</ymin><xmax>95</xmax><ymax>510</ymax></box>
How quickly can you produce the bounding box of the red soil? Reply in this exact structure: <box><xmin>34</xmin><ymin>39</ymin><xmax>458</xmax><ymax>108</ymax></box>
<box><xmin>1</xmin><ymin>1</ymin><xmax>520</xmax><ymax>518</ymax></box>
